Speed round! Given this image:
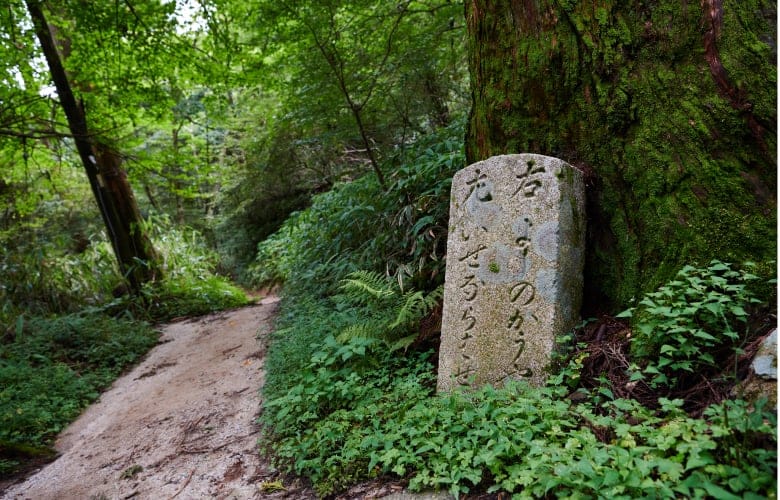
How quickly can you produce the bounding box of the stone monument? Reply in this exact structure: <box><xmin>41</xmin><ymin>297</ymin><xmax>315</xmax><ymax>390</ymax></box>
<box><xmin>437</xmin><ymin>154</ymin><xmax>585</xmax><ymax>391</ymax></box>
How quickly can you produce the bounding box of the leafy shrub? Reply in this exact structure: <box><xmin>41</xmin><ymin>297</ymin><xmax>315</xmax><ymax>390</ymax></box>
<box><xmin>261</xmin><ymin>272</ymin><xmax>438</xmax><ymax>402</ymax></box>
<box><xmin>1</xmin><ymin>213</ymin><xmax>247</xmax><ymax>324</ymax></box>
<box><xmin>618</xmin><ymin>260</ymin><xmax>765</xmax><ymax>388</ymax></box>
<box><xmin>262</xmin><ymin>340</ymin><xmax>777</xmax><ymax>498</ymax></box>
<box><xmin>0</xmin><ymin>361</ymin><xmax>94</xmax><ymax>446</ymax></box>
<box><xmin>11</xmin><ymin>314</ymin><xmax>158</xmax><ymax>375</ymax></box>
<box><xmin>261</xmin><ymin>293</ymin><xmax>363</xmax><ymax>401</ymax></box>
<box><xmin>142</xmin><ymin>214</ymin><xmax>225</xmax><ymax>281</ymax></box>
<box><xmin>261</xmin><ymin>338</ymin><xmax>435</xmax><ymax>496</ymax></box>
<box><xmin>258</xmin><ymin>121</ymin><xmax>464</xmax><ymax>432</ymax></box>
<box><xmin>0</xmin><ymin>312</ymin><xmax>158</xmax><ymax>470</ymax></box>
<box><xmin>247</xmin><ymin>119</ymin><xmax>465</xmax><ymax>294</ymax></box>
<box><xmin>0</xmin><ymin>234</ymin><xmax>121</xmax><ymax>323</ymax></box>
<box><xmin>95</xmin><ymin>216</ymin><xmax>249</xmax><ymax>321</ymax></box>
<box><xmin>139</xmin><ymin>274</ymin><xmax>247</xmax><ymax>320</ymax></box>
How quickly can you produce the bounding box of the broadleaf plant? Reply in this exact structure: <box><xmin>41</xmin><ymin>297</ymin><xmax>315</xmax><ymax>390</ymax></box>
<box><xmin>618</xmin><ymin>260</ymin><xmax>763</xmax><ymax>388</ymax></box>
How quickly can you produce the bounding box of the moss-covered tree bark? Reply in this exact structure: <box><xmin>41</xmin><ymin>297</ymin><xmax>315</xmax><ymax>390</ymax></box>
<box><xmin>465</xmin><ymin>1</ymin><xmax>776</xmax><ymax>311</ymax></box>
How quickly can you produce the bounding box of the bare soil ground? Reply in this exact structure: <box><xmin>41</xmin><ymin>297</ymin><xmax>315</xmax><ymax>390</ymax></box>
<box><xmin>0</xmin><ymin>297</ymin><xmax>320</xmax><ymax>500</ymax></box>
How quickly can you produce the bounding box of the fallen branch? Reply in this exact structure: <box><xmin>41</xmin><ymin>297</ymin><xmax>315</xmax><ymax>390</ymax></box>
<box><xmin>168</xmin><ymin>469</ymin><xmax>195</xmax><ymax>499</ymax></box>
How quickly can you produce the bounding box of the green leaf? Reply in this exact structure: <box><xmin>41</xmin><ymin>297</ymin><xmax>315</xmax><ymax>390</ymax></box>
<box><xmin>685</xmin><ymin>453</ymin><xmax>713</xmax><ymax>471</ymax></box>
<box><xmin>708</xmin><ymin>262</ymin><xmax>731</xmax><ymax>272</ymax></box>
<box><xmin>411</xmin><ymin>216</ymin><xmax>435</xmax><ymax>235</ymax></box>
<box><xmin>691</xmin><ymin>330</ymin><xmax>717</xmax><ymax>342</ymax></box>
<box><xmin>15</xmin><ymin>315</ymin><xmax>24</xmax><ymax>337</ymax></box>
<box><xmin>701</xmin><ymin>482</ymin><xmax>741</xmax><ymax>500</ymax></box>
<box><xmin>729</xmin><ymin>305</ymin><xmax>747</xmax><ymax>317</ymax></box>
<box><xmin>700</xmin><ymin>353</ymin><xmax>715</xmax><ymax>365</ymax></box>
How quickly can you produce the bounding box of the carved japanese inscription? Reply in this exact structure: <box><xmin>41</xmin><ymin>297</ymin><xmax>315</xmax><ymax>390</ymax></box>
<box><xmin>437</xmin><ymin>154</ymin><xmax>585</xmax><ymax>391</ymax></box>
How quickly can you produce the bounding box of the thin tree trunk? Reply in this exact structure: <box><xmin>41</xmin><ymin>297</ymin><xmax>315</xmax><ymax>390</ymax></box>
<box><xmin>349</xmin><ymin>103</ymin><xmax>386</xmax><ymax>188</ymax></box>
<box><xmin>25</xmin><ymin>0</ymin><xmax>160</xmax><ymax>292</ymax></box>
<box><xmin>171</xmin><ymin>124</ymin><xmax>186</xmax><ymax>224</ymax></box>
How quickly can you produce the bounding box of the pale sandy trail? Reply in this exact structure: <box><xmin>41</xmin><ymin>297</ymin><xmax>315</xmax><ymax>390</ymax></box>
<box><xmin>0</xmin><ymin>297</ymin><xmax>309</xmax><ymax>500</ymax></box>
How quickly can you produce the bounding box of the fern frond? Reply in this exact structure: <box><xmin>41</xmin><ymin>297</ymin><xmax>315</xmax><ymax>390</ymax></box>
<box><xmin>336</xmin><ymin>270</ymin><xmax>443</xmax><ymax>351</ymax></box>
<box><xmin>424</xmin><ymin>286</ymin><xmax>444</xmax><ymax>309</ymax></box>
<box><xmin>389</xmin><ymin>286</ymin><xmax>443</xmax><ymax>331</ymax></box>
<box><xmin>336</xmin><ymin>322</ymin><xmax>384</xmax><ymax>343</ymax></box>
<box><xmin>389</xmin><ymin>291</ymin><xmax>424</xmax><ymax>330</ymax></box>
<box><xmin>339</xmin><ymin>270</ymin><xmax>395</xmax><ymax>304</ymax></box>
<box><xmin>388</xmin><ymin>334</ymin><xmax>418</xmax><ymax>353</ymax></box>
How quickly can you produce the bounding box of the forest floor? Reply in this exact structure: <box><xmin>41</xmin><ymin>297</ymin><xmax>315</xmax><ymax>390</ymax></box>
<box><xmin>0</xmin><ymin>296</ymin><xmax>322</xmax><ymax>500</ymax></box>
<box><xmin>0</xmin><ymin>296</ymin><xmax>450</xmax><ymax>500</ymax></box>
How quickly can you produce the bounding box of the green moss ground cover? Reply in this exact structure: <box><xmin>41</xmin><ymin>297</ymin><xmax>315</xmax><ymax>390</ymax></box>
<box><xmin>0</xmin><ymin>220</ymin><xmax>248</xmax><ymax>477</ymax></box>
<box><xmin>0</xmin><ymin>313</ymin><xmax>157</xmax><ymax>475</ymax></box>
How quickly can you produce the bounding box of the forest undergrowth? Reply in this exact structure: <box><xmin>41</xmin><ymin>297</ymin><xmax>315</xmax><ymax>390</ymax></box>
<box><xmin>254</xmin><ymin>123</ymin><xmax>777</xmax><ymax>498</ymax></box>
<box><xmin>0</xmin><ymin>216</ymin><xmax>247</xmax><ymax>477</ymax></box>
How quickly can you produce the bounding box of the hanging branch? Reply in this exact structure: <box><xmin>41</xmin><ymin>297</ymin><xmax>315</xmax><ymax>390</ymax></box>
<box><xmin>278</xmin><ymin>0</ymin><xmax>415</xmax><ymax>191</ymax></box>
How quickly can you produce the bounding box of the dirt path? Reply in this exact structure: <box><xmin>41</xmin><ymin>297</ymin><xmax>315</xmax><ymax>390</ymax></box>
<box><xmin>1</xmin><ymin>297</ymin><xmax>317</xmax><ymax>500</ymax></box>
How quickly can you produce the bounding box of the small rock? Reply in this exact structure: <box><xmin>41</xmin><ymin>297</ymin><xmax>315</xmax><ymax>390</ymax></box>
<box><xmin>751</xmin><ymin>329</ymin><xmax>777</xmax><ymax>380</ymax></box>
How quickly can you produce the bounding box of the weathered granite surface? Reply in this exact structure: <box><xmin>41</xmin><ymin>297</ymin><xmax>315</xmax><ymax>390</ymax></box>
<box><xmin>737</xmin><ymin>329</ymin><xmax>778</xmax><ymax>411</ymax></box>
<box><xmin>437</xmin><ymin>154</ymin><xmax>585</xmax><ymax>391</ymax></box>
<box><xmin>752</xmin><ymin>328</ymin><xmax>777</xmax><ymax>380</ymax></box>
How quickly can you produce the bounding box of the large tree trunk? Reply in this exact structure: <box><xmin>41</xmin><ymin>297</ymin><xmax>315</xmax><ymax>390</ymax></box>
<box><xmin>26</xmin><ymin>0</ymin><xmax>160</xmax><ymax>292</ymax></box>
<box><xmin>465</xmin><ymin>1</ymin><xmax>776</xmax><ymax>311</ymax></box>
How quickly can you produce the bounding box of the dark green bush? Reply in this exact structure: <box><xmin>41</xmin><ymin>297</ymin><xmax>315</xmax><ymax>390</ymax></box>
<box><xmin>619</xmin><ymin>260</ymin><xmax>770</xmax><ymax>389</ymax></box>
<box><xmin>138</xmin><ymin>275</ymin><xmax>247</xmax><ymax>321</ymax></box>
<box><xmin>248</xmin><ymin>119</ymin><xmax>465</xmax><ymax>295</ymax></box>
<box><xmin>257</xmin><ymin>121</ymin><xmax>465</xmax><ymax>421</ymax></box>
<box><xmin>262</xmin><ymin>335</ymin><xmax>777</xmax><ymax>498</ymax></box>
<box><xmin>260</xmin><ymin>337</ymin><xmax>436</xmax><ymax>496</ymax></box>
<box><xmin>0</xmin><ymin>312</ymin><xmax>158</xmax><ymax>475</ymax></box>
<box><xmin>1</xmin><ymin>214</ymin><xmax>247</xmax><ymax>325</ymax></box>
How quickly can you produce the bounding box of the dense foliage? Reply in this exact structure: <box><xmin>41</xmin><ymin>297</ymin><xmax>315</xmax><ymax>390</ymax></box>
<box><xmin>256</xmin><ymin>120</ymin><xmax>775</xmax><ymax>497</ymax></box>
<box><xmin>211</xmin><ymin>0</ymin><xmax>467</xmax><ymax>274</ymax></box>
<box><xmin>0</xmin><ymin>313</ymin><xmax>158</xmax><ymax>475</ymax></box>
<box><xmin>263</xmin><ymin>343</ymin><xmax>775</xmax><ymax>497</ymax></box>
<box><xmin>261</xmin><ymin>255</ymin><xmax>776</xmax><ymax>498</ymax></box>
<box><xmin>248</xmin><ymin>119</ymin><xmax>465</xmax><ymax>294</ymax></box>
<box><xmin>258</xmin><ymin>122</ymin><xmax>464</xmax><ymax>398</ymax></box>
<box><xmin>1</xmin><ymin>1</ymin><xmax>775</xmax><ymax>497</ymax></box>
<box><xmin>620</xmin><ymin>261</ymin><xmax>768</xmax><ymax>391</ymax></box>
<box><xmin>0</xmin><ymin>214</ymin><xmax>247</xmax><ymax>326</ymax></box>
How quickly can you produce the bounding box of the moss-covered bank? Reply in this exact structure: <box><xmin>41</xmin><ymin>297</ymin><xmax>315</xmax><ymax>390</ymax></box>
<box><xmin>465</xmin><ymin>1</ymin><xmax>776</xmax><ymax>310</ymax></box>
